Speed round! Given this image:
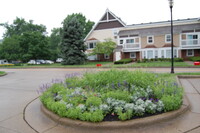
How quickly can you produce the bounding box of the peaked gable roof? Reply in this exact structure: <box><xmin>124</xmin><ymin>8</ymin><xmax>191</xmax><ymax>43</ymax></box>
<box><xmin>84</xmin><ymin>9</ymin><xmax>126</xmax><ymax>41</ymax></box>
<box><xmin>95</xmin><ymin>9</ymin><xmax>126</xmax><ymax>30</ymax></box>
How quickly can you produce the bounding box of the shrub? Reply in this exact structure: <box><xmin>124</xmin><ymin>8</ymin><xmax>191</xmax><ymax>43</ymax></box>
<box><xmin>161</xmin><ymin>95</ymin><xmax>182</xmax><ymax>112</ymax></box>
<box><xmin>114</xmin><ymin>58</ymin><xmax>132</xmax><ymax>64</ymax></box>
<box><xmin>189</xmin><ymin>56</ymin><xmax>200</xmax><ymax>61</ymax></box>
<box><xmin>174</xmin><ymin>58</ymin><xmax>184</xmax><ymax>62</ymax></box>
<box><xmin>86</xmin><ymin>96</ymin><xmax>102</xmax><ymax>107</ymax></box>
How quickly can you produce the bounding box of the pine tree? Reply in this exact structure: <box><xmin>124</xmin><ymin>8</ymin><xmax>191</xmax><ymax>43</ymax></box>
<box><xmin>61</xmin><ymin>16</ymin><xmax>86</xmax><ymax>65</ymax></box>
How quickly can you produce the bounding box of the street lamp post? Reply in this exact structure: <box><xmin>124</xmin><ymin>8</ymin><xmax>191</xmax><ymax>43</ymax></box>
<box><xmin>169</xmin><ymin>0</ymin><xmax>174</xmax><ymax>73</ymax></box>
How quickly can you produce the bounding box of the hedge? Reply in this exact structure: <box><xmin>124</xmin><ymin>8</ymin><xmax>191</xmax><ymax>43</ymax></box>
<box><xmin>114</xmin><ymin>58</ymin><xmax>132</xmax><ymax>64</ymax></box>
<box><xmin>189</xmin><ymin>57</ymin><xmax>200</xmax><ymax>61</ymax></box>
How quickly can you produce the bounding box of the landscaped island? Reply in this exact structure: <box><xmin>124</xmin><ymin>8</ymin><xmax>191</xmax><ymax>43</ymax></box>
<box><xmin>40</xmin><ymin>69</ymin><xmax>183</xmax><ymax>122</ymax></box>
<box><xmin>0</xmin><ymin>71</ymin><xmax>6</xmax><ymax>76</ymax></box>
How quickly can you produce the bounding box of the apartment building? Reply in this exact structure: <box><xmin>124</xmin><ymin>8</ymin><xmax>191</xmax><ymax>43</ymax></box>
<box><xmin>84</xmin><ymin>9</ymin><xmax>200</xmax><ymax>61</ymax></box>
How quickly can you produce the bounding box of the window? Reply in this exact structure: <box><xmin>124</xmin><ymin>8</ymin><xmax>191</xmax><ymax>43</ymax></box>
<box><xmin>126</xmin><ymin>39</ymin><xmax>134</xmax><ymax>44</ymax></box>
<box><xmin>130</xmin><ymin>52</ymin><xmax>136</xmax><ymax>58</ymax></box>
<box><xmin>143</xmin><ymin>51</ymin><xmax>146</xmax><ymax>59</ymax></box>
<box><xmin>147</xmin><ymin>50</ymin><xmax>153</xmax><ymax>59</ymax></box>
<box><xmin>147</xmin><ymin>36</ymin><xmax>154</xmax><ymax>44</ymax></box>
<box><xmin>155</xmin><ymin>50</ymin><xmax>158</xmax><ymax>58</ymax></box>
<box><xmin>88</xmin><ymin>42</ymin><xmax>96</xmax><ymax>49</ymax></box>
<box><xmin>165</xmin><ymin>34</ymin><xmax>171</xmax><ymax>43</ymax></box>
<box><xmin>104</xmin><ymin>54</ymin><xmax>110</xmax><ymax>59</ymax></box>
<box><xmin>161</xmin><ymin>50</ymin><xmax>164</xmax><ymax>58</ymax></box>
<box><xmin>120</xmin><ymin>40</ymin><xmax>123</xmax><ymax>45</ymax></box>
<box><xmin>174</xmin><ymin>49</ymin><xmax>177</xmax><ymax>58</ymax></box>
<box><xmin>166</xmin><ymin>50</ymin><xmax>171</xmax><ymax>58</ymax></box>
<box><xmin>187</xmin><ymin>49</ymin><xmax>194</xmax><ymax>56</ymax></box>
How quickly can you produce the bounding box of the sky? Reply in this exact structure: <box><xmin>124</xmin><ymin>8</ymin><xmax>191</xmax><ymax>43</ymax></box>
<box><xmin>0</xmin><ymin>0</ymin><xmax>199</xmax><ymax>39</ymax></box>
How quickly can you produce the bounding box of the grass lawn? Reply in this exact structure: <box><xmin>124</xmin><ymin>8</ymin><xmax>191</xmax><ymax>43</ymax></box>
<box><xmin>0</xmin><ymin>71</ymin><xmax>6</xmax><ymax>76</ymax></box>
<box><xmin>0</xmin><ymin>61</ymin><xmax>199</xmax><ymax>68</ymax></box>
<box><xmin>0</xmin><ymin>62</ymin><xmax>113</xmax><ymax>68</ymax></box>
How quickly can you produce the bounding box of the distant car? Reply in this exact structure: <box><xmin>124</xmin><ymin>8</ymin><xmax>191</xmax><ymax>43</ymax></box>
<box><xmin>11</xmin><ymin>61</ymin><xmax>21</xmax><ymax>65</ymax></box>
<box><xmin>0</xmin><ymin>59</ymin><xmax>9</xmax><ymax>64</ymax></box>
<box><xmin>56</xmin><ymin>58</ymin><xmax>63</xmax><ymax>63</ymax></box>
<box><xmin>45</xmin><ymin>60</ymin><xmax>54</xmax><ymax>64</ymax></box>
<box><xmin>28</xmin><ymin>60</ymin><xmax>37</xmax><ymax>64</ymax></box>
<box><xmin>36</xmin><ymin>60</ymin><xmax>45</xmax><ymax>64</ymax></box>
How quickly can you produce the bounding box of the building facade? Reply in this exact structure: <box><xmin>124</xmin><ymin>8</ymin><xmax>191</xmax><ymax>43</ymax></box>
<box><xmin>84</xmin><ymin>9</ymin><xmax>200</xmax><ymax>61</ymax></box>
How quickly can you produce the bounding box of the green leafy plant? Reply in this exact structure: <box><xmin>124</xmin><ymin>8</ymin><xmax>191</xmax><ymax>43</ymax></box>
<box><xmin>86</xmin><ymin>96</ymin><xmax>102</xmax><ymax>107</ymax></box>
<box><xmin>114</xmin><ymin>58</ymin><xmax>132</xmax><ymax>64</ymax></box>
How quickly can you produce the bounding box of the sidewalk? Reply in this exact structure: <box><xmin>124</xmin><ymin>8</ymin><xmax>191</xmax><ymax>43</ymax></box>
<box><xmin>25</xmin><ymin>77</ymin><xmax>200</xmax><ymax>133</ymax></box>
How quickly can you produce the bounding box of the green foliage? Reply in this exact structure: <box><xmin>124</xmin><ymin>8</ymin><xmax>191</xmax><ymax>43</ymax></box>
<box><xmin>139</xmin><ymin>58</ymin><xmax>183</xmax><ymax>63</ymax></box>
<box><xmin>86</xmin><ymin>96</ymin><xmax>102</xmax><ymax>107</ymax></box>
<box><xmin>61</xmin><ymin>13</ymin><xmax>94</xmax><ymax>39</ymax></box>
<box><xmin>0</xmin><ymin>17</ymin><xmax>46</xmax><ymax>38</ymax></box>
<box><xmin>102</xmin><ymin>91</ymin><xmax>131</xmax><ymax>102</ymax></box>
<box><xmin>90</xmin><ymin>38</ymin><xmax>116</xmax><ymax>55</ymax></box>
<box><xmin>0</xmin><ymin>71</ymin><xmax>6</xmax><ymax>75</ymax></box>
<box><xmin>117</xmin><ymin>109</ymin><xmax>133</xmax><ymax>121</ymax></box>
<box><xmin>61</xmin><ymin>15</ymin><xmax>86</xmax><ymax>65</ymax></box>
<box><xmin>161</xmin><ymin>95</ymin><xmax>182</xmax><ymax>112</ymax></box>
<box><xmin>66</xmin><ymin>108</ymin><xmax>81</xmax><ymax>119</ymax></box>
<box><xmin>19</xmin><ymin>32</ymin><xmax>50</xmax><ymax>62</ymax></box>
<box><xmin>114</xmin><ymin>58</ymin><xmax>132</xmax><ymax>64</ymax></box>
<box><xmin>189</xmin><ymin>56</ymin><xmax>200</xmax><ymax>61</ymax></box>
<box><xmin>0</xmin><ymin>35</ymin><xmax>21</xmax><ymax>61</ymax></box>
<box><xmin>79</xmin><ymin>110</ymin><xmax>104</xmax><ymax>122</ymax></box>
<box><xmin>48</xmin><ymin>28</ymin><xmax>62</xmax><ymax>61</ymax></box>
<box><xmin>0</xmin><ymin>17</ymin><xmax>49</xmax><ymax>62</ymax></box>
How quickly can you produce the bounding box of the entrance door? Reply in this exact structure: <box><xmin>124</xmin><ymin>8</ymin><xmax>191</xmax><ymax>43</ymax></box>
<box><xmin>115</xmin><ymin>52</ymin><xmax>121</xmax><ymax>61</ymax></box>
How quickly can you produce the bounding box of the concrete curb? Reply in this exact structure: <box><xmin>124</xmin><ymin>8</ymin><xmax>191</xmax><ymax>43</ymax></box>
<box><xmin>41</xmin><ymin>75</ymin><xmax>191</xmax><ymax>131</ymax></box>
<box><xmin>41</xmin><ymin>103</ymin><xmax>189</xmax><ymax>130</ymax></box>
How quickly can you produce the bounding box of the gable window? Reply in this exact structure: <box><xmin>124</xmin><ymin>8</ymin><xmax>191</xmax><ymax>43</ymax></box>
<box><xmin>130</xmin><ymin>52</ymin><xmax>136</xmax><ymax>58</ymax></box>
<box><xmin>187</xmin><ymin>49</ymin><xmax>194</xmax><ymax>56</ymax></box>
<box><xmin>147</xmin><ymin>36</ymin><xmax>154</xmax><ymax>44</ymax></box>
<box><xmin>104</xmin><ymin>54</ymin><xmax>110</xmax><ymax>59</ymax></box>
<box><xmin>165</xmin><ymin>34</ymin><xmax>171</xmax><ymax>43</ymax></box>
<box><xmin>88</xmin><ymin>42</ymin><xmax>96</xmax><ymax>49</ymax></box>
<box><xmin>126</xmin><ymin>39</ymin><xmax>134</xmax><ymax>44</ymax></box>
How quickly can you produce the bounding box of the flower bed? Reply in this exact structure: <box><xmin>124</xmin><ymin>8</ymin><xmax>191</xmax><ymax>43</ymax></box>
<box><xmin>40</xmin><ymin>70</ymin><xmax>183</xmax><ymax>122</ymax></box>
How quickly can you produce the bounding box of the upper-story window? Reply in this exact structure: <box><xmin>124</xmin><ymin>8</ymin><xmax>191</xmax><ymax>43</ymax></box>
<box><xmin>165</xmin><ymin>34</ymin><xmax>171</xmax><ymax>43</ymax></box>
<box><xmin>126</xmin><ymin>39</ymin><xmax>134</xmax><ymax>44</ymax></box>
<box><xmin>147</xmin><ymin>36</ymin><xmax>154</xmax><ymax>44</ymax></box>
<box><xmin>88</xmin><ymin>42</ymin><xmax>96</xmax><ymax>49</ymax></box>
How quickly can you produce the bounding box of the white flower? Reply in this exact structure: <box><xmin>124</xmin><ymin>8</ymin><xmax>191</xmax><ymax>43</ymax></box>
<box><xmin>124</xmin><ymin>103</ymin><xmax>135</xmax><ymax>111</ymax></box>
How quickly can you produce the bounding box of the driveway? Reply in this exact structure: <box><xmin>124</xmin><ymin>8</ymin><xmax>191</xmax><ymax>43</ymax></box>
<box><xmin>0</xmin><ymin>68</ymin><xmax>200</xmax><ymax>133</ymax></box>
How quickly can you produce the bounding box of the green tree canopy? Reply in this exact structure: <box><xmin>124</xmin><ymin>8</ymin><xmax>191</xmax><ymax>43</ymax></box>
<box><xmin>0</xmin><ymin>17</ymin><xmax>46</xmax><ymax>38</ymax></box>
<box><xmin>19</xmin><ymin>32</ymin><xmax>50</xmax><ymax>62</ymax></box>
<box><xmin>61</xmin><ymin>13</ymin><xmax>94</xmax><ymax>39</ymax></box>
<box><xmin>91</xmin><ymin>38</ymin><xmax>116</xmax><ymax>55</ymax></box>
<box><xmin>48</xmin><ymin>28</ymin><xmax>62</xmax><ymax>61</ymax></box>
<box><xmin>61</xmin><ymin>15</ymin><xmax>86</xmax><ymax>65</ymax></box>
<box><xmin>0</xmin><ymin>35</ymin><xmax>21</xmax><ymax>61</ymax></box>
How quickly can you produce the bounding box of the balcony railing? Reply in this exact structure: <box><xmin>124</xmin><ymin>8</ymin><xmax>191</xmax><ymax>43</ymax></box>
<box><xmin>123</xmin><ymin>43</ymin><xmax>140</xmax><ymax>49</ymax></box>
<box><xmin>181</xmin><ymin>39</ymin><xmax>200</xmax><ymax>48</ymax></box>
